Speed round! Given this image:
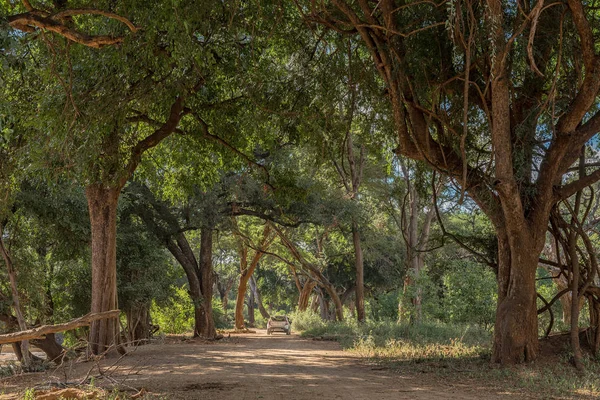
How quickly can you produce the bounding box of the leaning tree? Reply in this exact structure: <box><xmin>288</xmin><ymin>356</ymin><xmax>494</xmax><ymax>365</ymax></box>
<box><xmin>305</xmin><ymin>0</ymin><xmax>600</xmax><ymax>364</ymax></box>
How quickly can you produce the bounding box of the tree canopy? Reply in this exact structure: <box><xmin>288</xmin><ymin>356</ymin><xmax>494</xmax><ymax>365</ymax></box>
<box><xmin>1</xmin><ymin>0</ymin><xmax>600</xmax><ymax>374</ymax></box>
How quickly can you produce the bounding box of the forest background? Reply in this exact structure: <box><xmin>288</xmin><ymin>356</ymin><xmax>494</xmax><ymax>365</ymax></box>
<box><xmin>1</xmin><ymin>0</ymin><xmax>600</xmax><ymax>384</ymax></box>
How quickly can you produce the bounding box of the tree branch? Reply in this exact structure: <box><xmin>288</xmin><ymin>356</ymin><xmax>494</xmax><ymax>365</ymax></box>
<box><xmin>0</xmin><ymin>310</ymin><xmax>120</xmax><ymax>345</ymax></box>
<box><xmin>190</xmin><ymin>112</ymin><xmax>273</xmax><ymax>188</ymax></box>
<box><xmin>8</xmin><ymin>8</ymin><xmax>137</xmax><ymax>49</ymax></box>
<box><xmin>50</xmin><ymin>9</ymin><xmax>138</xmax><ymax>32</ymax></box>
<box><xmin>121</xmin><ymin>96</ymin><xmax>188</xmax><ymax>188</ymax></box>
<box><xmin>555</xmin><ymin>168</ymin><xmax>600</xmax><ymax>201</ymax></box>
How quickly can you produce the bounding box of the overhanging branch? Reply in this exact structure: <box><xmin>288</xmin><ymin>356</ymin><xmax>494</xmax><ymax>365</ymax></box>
<box><xmin>555</xmin><ymin>168</ymin><xmax>600</xmax><ymax>202</ymax></box>
<box><xmin>8</xmin><ymin>8</ymin><xmax>137</xmax><ymax>49</ymax></box>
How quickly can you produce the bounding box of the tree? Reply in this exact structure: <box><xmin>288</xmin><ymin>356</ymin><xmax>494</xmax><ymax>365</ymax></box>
<box><xmin>231</xmin><ymin>220</ymin><xmax>274</xmax><ymax>330</ymax></box>
<box><xmin>387</xmin><ymin>159</ymin><xmax>438</xmax><ymax>323</ymax></box>
<box><xmin>3</xmin><ymin>0</ymin><xmax>267</xmax><ymax>353</ymax></box>
<box><xmin>124</xmin><ymin>183</ymin><xmax>219</xmax><ymax>339</ymax></box>
<box><xmin>0</xmin><ymin>105</ymin><xmax>33</xmax><ymax>367</ymax></box>
<box><xmin>271</xmin><ymin>224</ymin><xmax>346</xmax><ymax>321</ymax></box>
<box><xmin>307</xmin><ymin>0</ymin><xmax>600</xmax><ymax>364</ymax></box>
<box><xmin>117</xmin><ymin>209</ymin><xmax>174</xmax><ymax>345</ymax></box>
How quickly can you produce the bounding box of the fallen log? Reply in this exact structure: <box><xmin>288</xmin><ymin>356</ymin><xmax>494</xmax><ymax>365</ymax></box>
<box><xmin>0</xmin><ymin>310</ymin><xmax>120</xmax><ymax>345</ymax></box>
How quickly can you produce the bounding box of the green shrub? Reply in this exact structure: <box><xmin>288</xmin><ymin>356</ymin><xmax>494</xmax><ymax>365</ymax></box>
<box><xmin>441</xmin><ymin>263</ymin><xmax>496</xmax><ymax>329</ymax></box>
<box><xmin>252</xmin><ymin>312</ymin><xmax>268</xmax><ymax>329</ymax></box>
<box><xmin>211</xmin><ymin>298</ymin><xmax>231</xmax><ymax>329</ymax></box>
<box><xmin>150</xmin><ymin>285</ymin><xmax>194</xmax><ymax>334</ymax></box>
<box><xmin>398</xmin><ymin>267</ymin><xmax>443</xmax><ymax>322</ymax></box>
<box><xmin>366</xmin><ymin>290</ymin><xmax>400</xmax><ymax>322</ymax></box>
<box><xmin>289</xmin><ymin>309</ymin><xmax>325</xmax><ymax>331</ymax></box>
<box><xmin>302</xmin><ymin>320</ymin><xmax>492</xmax><ymax>354</ymax></box>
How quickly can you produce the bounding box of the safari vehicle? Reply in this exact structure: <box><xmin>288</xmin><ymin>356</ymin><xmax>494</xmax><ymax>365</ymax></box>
<box><xmin>267</xmin><ymin>315</ymin><xmax>292</xmax><ymax>335</ymax></box>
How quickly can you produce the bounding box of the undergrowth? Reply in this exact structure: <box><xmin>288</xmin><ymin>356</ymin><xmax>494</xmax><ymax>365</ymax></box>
<box><xmin>301</xmin><ymin>317</ymin><xmax>600</xmax><ymax>399</ymax></box>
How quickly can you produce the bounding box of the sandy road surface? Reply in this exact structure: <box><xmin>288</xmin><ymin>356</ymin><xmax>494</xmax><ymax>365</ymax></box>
<box><xmin>1</xmin><ymin>330</ymin><xmax>521</xmax><ymax>399</ymax></box>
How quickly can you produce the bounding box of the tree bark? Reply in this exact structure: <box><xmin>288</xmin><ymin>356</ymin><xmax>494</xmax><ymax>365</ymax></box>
<box><xmin>198</xmin><ymin>227</ymin><xmax>217</xmax><ymax>339</ymax></box>
<box><xmin>315</xmin><ymin>0</ymin><xmax>600</xmax><ymax>365</ymax></box>
<box><xmin>408</xmin><ymin>185</ymin><xmax>422</xmax><ymax>322</ymax></box>
<box><xmin>247</xmin><ymin>294</ymin><xmax>255</xmax><ymax>327</ymax></box>
<box><xmin>310</xmin><ymin>293</ymin><xmax>319</xmax><ymax>313</ymax></box>
<box><xmin>272</xmin><ymin>224</ymin><xmax>343</xmax><ymax>321</ymax></box>
<box><xmin>31</xmin><ymin>333</ymin><xmax>65</xmax><ymax>362</ymax></box>
<box><xmin>250</xmin><ymin>275</ymin><xmax>270</xmax><ymax>319</ymax></box>
<box><xmin>0</xmin><ymin>313</ymin><xmax>44</xmax><ymax>363</ymax></box>
<box><xmin>125</xmin><ymin>302</ymin><xmax>150</xmax><ymax>345</ymax></box>
<box><xmin>165</xmin><ymin>231</ymin><xmax>216</xmax><ymax>339</ymax></box>
<box><xmin>492</xmin><ymin>230</ymin><xmax>539</xmax><ymax>364</ymax></box>
<box><xmin>0</xmin><ymin>310</ymin><xmax>120</xmax><ymax>345</ymax></box>
<box><xmin>133</xmin><ymin>184</ymin><xmax>217</xmax><ymax>340</ymax></box>
<box><xmin>235</xmin><ymin>273</ymin><xmax>249</xmax><ymax>330</ymax></box>
<box><xmin>397</xmin><ymin>162</ymin><xmax>437</xmax><ymax>324</ymax></box>
<box><xmin>234</xmin><ymin>224</ymin><xmax>271</xmax><ymax>330</ymax></box>
<box><xmin>569</xmin><ymin>227</ymin><xmax>584</xmax><ymax>370</ymax></box>
<box><xmin>1</xmin><ymin>226</ymin><xmax>32</xmax><ymax>368</ymax></box>
<box><xmin>322</xmin><ymin>282</ymin><xmax>344</xmax><ymax>321</ymax></box>
<box><xmin>86</xmin><ymin>184</ymin><xmax>121</xmax><ymax>356</ymax></box>
<box><xmin>319</xmin><ymin>293</ymin><xmax>329</xmax><ymax>321</ymax></box>
<box><xmin>217</xmin><ymin>276</ymin><xmax>234</xmax><ymax>316</ymax></box>
<box><xmin>297</xmin><ymin>280</ymin><xmax>317</xmax><ymax>312</ymax></box>
<box><xmin>352</xmin><ymin>221</ymin><xmax>365</xmax><ymax>322</ymax></box>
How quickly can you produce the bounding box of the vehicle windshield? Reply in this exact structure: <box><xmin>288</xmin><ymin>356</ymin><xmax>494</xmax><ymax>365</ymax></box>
<box><xmin>272</xmin><ymin>316</ymin><xmax>287</xmax><ymax>321</ymax></box>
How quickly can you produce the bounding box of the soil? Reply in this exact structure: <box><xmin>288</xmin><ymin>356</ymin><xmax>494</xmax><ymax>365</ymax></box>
<box><xmin>0</xmin><ymin>330</ymin><xmax>526</xmax><ymax>399</ymax></box>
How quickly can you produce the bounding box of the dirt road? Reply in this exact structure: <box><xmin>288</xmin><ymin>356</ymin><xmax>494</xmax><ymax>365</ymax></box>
<box><xmin>1</xmin><ymin>330</ymin><xmax>519</xmax><ymax>399</ymax></box>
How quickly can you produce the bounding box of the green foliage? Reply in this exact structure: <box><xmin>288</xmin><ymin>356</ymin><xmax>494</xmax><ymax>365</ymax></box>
<box><xmin>117</xmin><ymin>211</ymin><xmax>176</xmax><ymax>312</ymax></box>
<box><xmin>302</xmin><ymin>320</ymin><xmax>491</xmax><ymax>354</ymax></box>
<box><xmin>398</xmin><ymin>266</ymin><xmax>443</xmax><ymax>322</ymax></box>
<box><xmin>253</xmin><ymin>266</ymin><xmax>296</xmax><ymax>313</ymax></box>
<box><xmin>366</xmin><ymin>290</ymin><xmax>400</xmax><ymax>322</ymax></box>
<box><xmin>252</xmin><ymin>313</ymin><xmax>268</xmax><ymax>329</ymax></box>
<box><xmin>150</xmin><ymin>285</ymin><xmax>194</xmax><ymax>334</ymax></box>
<box><xmin>211</xmin><ymin>298</ymin><xmax>229</xmax><ymax>330</ymax></box>
<box><xmin>3</xmin><ymin>0</ymin><xmax>597</xmax><ymax>379</ymax></box>
<box><xmin>441</xmin><ymin>262</ymin><xmax>496</xmax><ymax>329</ymax></box>
<box><xmin>289</xmin><ymin>309</ymin><xmax>325</xmax><ymax>331</ymax></box>
<box><xmin>23</xmin><ymin>388</ymin><xmax>35</xmax><ymax>400</ymax></box>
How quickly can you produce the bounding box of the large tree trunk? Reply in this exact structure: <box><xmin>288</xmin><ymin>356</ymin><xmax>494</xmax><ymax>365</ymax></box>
<box><xmin>198</xmin><ymin>227</ymin><xmax>217</xmax><ymax>339</ymax></box>
<box><xmin>0</xmin><ymin>312</ymin><xmax>63</xmax><ymax>362</ymax></box>
<box><xmin>319</xmin><ymin>295</ymin><xmax>329</xmax><ymax>320</ymax></box>
<box><xmin>86</xmin><ymin>184</ymin><xmax>121</xmax><ymax>356</ymax></box>
<box><xmin>407</xmin><ymin>184</ymin><xmax>423</xmax><ymax>322</ymax></box>
<box><xmin>235</xmin><ymin>275</ymin><xmax>250</xmax><ymax>330</ymax></box>
<box><xmin>352</xmin><ymin>221</ymin><xmax>365</xmax><ymax>322</ymax></box>
<box><xmin>165</xmin><ymin>231</ymin><xmax>215</xmax><ymax>339</ymax></box>
<box><xmin>310</xmin><ymin>293</ymin><xmax>319</xmax><ymax>313</ymax></box>
<box><xmin>492</xmin><ymin>230</ymin><xmax>539</xmax><ymax>364</ymax></box>
<box><xmin>298</xmin><ymin>280</ymin><xmax>317</xmax><ymax>312</ymax></box>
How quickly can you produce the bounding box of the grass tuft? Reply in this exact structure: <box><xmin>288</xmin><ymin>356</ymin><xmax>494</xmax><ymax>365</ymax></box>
<box><xmin>301</xmin><ymin>319</ymin><xmax>600</xmax><ymax>399</ymax></box>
